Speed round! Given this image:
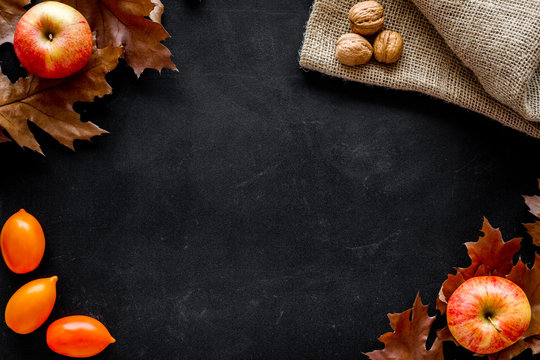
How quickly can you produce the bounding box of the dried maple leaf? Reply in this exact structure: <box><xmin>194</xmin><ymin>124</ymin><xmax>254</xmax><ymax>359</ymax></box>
<box><xmin>62</xmin><ymin>0</ymin><xmax>177</xmax><ymax>76</ymax></box>
<box><xmin>150</xmin><ymin>0</ymin><xmax>164</xmax><ymax>23</ymax></box>
<box><xmin>460</xmin><ymin>218</ymin><xmax>521</xmax><ymax>277</ymax></box>
<box><xmin>435</xmin><ymin>325</ymin><xmax>454</xmax><ymax>344</ymax></box>
<box><xmin>524</xmin><ymin>195</ymin><xmax>540</xmax><ymax>218</ymax></box>
<box><xmin>0</xmin><ymin>46</ymin><xmax>122</xmax><ymax>154</ymax></box>
<box><xmin>489</xmin><ymin>336</ymin><xmax>540</xmax><ymax>360</ymax></box>
<box><xmin>524</xmin><ymin>192</ymin><xmax>540</xmax><ymax>246</ymax></box>
<box><xmin>437</xmin><ymin>218</ymin><xmax>521</xmax><ymax>315</ymax></box>
<box><xmin>525</xmin><ymin>223</ymin><xmax>540</xmax><ymax>247</ymax></box>
<box><xmin>0</xmin><ymin>127</ymin><xmax>10</xmax><ymax>143</ymax></box>
<box><xmin>366</xmin><ymin>294</ymin><xmax>444</xmax><ymax>360</ymax></box>
<box><xmin>0</xmin><ymin>0</ymin><xmax>29</xmax><ymax>45</ymax></box>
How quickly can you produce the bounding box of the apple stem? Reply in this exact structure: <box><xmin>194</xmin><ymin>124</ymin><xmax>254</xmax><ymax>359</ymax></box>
<box><xmin>487</xmin><ymin>316</ymin><xmax>502</xmax><ymax>333</ymax></box>
<box><xmin>48</xmin><ymin>33</ymin><xmax>53</xmax><ymax>41</ymax></box>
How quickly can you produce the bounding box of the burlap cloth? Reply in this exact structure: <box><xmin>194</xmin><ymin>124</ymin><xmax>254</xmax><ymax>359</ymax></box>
<box><xmin>299</xmin><ymin>0</ymin><xmax>540</xmax><ymax>138</ymax></box>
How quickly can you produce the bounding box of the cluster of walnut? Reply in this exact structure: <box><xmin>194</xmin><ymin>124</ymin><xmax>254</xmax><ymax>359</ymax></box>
<box><xmin>336</xmin><ymin>1</ymin><xmax>403</xmax><ymax>66</ymax></box>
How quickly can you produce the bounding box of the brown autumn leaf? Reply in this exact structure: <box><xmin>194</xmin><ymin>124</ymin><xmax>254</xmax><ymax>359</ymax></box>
<box><xmin>524</xmin><ymin>191</ymin><xmax>540</xmax><ymax>246</ymax></box>
<box><xmin>0</xmin><ymin>46</ymin><xmax>123</xmax><ymax>154</ymax></box>
<box><xmin>365</xmin><ymin>294</ymin><xmax>444</xmax><ymax>360</ymax></box>
<box><xmin>488</xmin><ymin>336</ymin><xmax>540</xmax><ymax>360</ymax></box>
<box><xmin>525</xmin><ymin>223</ymin><xmax>540</xmax><ymax>247</ymax></box>
<box><xmin>150</xmin><ymin>0</ymin><xmax>164</xmax><ymax>23</ymax></box>
<box><xmin>524</xmin><ymin>195</ymin><xmax>540</xmax><ymax>218</ymax></box>
<box><xmin>0</xmin><ymin>128</ymin><xmax>10</xmax><ymax>143</ymax></box>
<box><xmin>62</xmin><ymin>0</ymin><xmax>177</xmax><ymax>76</ymax></box>
<box><xmin>437</xmin><ymin>218</ymin><xmax>521</xmax><ymax>315</ymax></box>
<box><xmin>0</xmin><ymin>0</ymin><xmax>30</xmax><ymax>45</ymax></box>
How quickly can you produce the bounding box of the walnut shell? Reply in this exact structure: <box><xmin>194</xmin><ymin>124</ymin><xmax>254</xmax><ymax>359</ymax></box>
<box><xmin>349</xmin><ymin>1</ymin><xmax>384</xmax><ymax>36</ymax></box>
<box><xmin>373</xmin><ymin>30</ymin><xmax>403</xmax><ymax>64</ymax></box>
<box><xmin>336</xmin><ymin>33</ymin><xmax>373</xmax><ymax>66</ymax></box>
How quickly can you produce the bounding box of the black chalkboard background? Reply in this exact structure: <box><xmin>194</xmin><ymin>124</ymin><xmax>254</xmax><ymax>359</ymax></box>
<box><xmin>0</xmin><ymin>1</ymin><xmax>539</xmax><ymax>359</ymax></box>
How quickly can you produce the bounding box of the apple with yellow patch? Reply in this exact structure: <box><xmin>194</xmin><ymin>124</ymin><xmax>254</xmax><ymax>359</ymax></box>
<box><xmin>14</xmin><ymin>1</ymin><xmax>92</xmax><ymax>79</ymax></box>
<box><xmin>447</xmin><ymin>276</ymin><xmax>531</xmax><ymax>354</ymax></box>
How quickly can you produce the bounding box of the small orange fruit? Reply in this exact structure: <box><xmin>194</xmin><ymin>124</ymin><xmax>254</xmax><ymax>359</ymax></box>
<box><xmin>5</xmin><ymin>276</ymin><xmax>58</xmax><ymax>334</ymax></box>
<box><xmin>1</xmin><ymin>209</ymin><xmax>45</xmax><ymax>274</ymax></box>
<box><xmin>47</xmin><ymin>315</ymin><xmax>116</xmax><ymax>357</ymax></box>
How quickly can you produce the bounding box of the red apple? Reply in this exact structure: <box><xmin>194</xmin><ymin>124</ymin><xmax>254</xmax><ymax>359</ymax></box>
<box><xmin>447</xmin><ymin>276</ymin><xmax>531</xmax><ymax>354</ymax></box>
<box><xmin>14</xmin><ymin>1</ymin><xmax>92</xmax><ymax>79</ymax></box>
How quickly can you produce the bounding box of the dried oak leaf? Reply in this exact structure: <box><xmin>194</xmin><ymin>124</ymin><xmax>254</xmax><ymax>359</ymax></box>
<box><xmin>62</xmin><ymin>0</ymin><xmax>177</xmax><ymax>76</ymax></box>
<box><xmin>366</xmin><ymin>294</ymin><xmax>444</xmax><ymax>360</ymax></box>
<box><xmin>437</xmin><ymin>218</ymin><xmax>521</xmax><ymax>315</ymax></box>
<box><xmin>0</xmin><ymin>46</ymin><xmax>122</xmax><ymax>154</ymax></box>
<box><xmin>0</xmin><ymin>0</ymin><xmax>29</xmax><ymax>45</ymax></box>
<box><xmin>524</xmin><ymin>192</ymin><xmax>540</xmax><ymax>246</ymax></box>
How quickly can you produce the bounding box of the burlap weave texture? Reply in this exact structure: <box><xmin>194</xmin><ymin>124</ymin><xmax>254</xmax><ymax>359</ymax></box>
<box><xmin>299</xmin><ymin>0</ymin><xmax>540</xmax><ymax>138</ymax></box>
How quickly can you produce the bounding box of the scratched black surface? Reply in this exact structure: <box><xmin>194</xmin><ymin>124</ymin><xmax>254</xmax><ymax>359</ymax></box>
<box><xmin>0</xmin><ymin>1</ymin><xmax>539</xmax><ymax>359</ymax></box>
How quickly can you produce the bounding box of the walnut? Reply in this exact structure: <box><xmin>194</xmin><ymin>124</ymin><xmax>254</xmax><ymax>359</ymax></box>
<box><xmin>373</xmin><ymin>30</ymin><xmax>403</xmax><ymax>64</ymax></box>
<box><xmin>336</xmin><ymin>33</ymin><xmax>373</xmax><ymax>66</ymax></box>
<box><xmin>349</xmin><ymin>1</ymin><xmax>384</xmax><ymax>36</ymax></box>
